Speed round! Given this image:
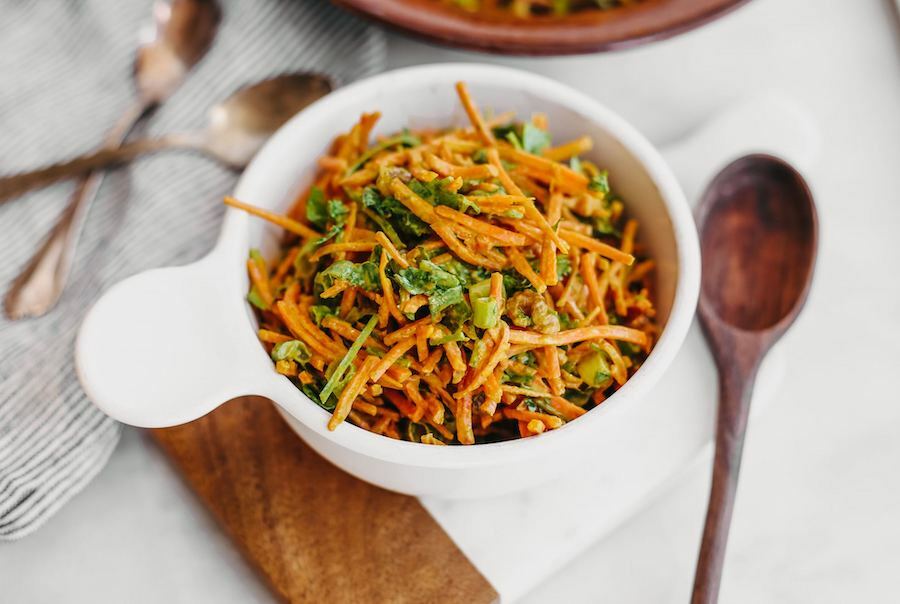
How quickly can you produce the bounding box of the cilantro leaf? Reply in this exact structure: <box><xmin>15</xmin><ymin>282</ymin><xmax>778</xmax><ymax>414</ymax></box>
<box><xmin>271</xmin><ymin>340</ymin><xmax>311</xmax><ymax>364</ymax></box>
<box><xmin>491</xmin><ymin>122</ymin><xmax>551</xmax><ymax>154</ymax></box>
<box><xmin>306</xmin><ymin>186</ymin><xmax>349</xmax><ymax>230</ymax></box>
<box><xmin>408</xmin><ymin>177</ymin><xmax>480</xmax><ymax>213</ymax></box>
<box><xmin>314</xmin><ymin>259</ymin><xmax>379</xmax><ymax>293</ymax></box>
<box><xmin>306</xmin><ymin>187</ymin><xmax>328</xmax><ymax>228</ymax></box>
<box><xmin>247</xmin><ymin>287</ymin><xmax>268</xmax><ymax>310</ymax></box>
<box><xmin>308</xmin><ymin>305</ymin><xmax>335</xmax><ymax>325</ymax></box>
<box><xmin>520</xmin><ymin>123</ymin><xmax>551</xmax><ymax>154</ymax></box>
<box><xmin>393</xmin><ymin>260</ymin><xmax>466</xmax><ymax>316</ymax></box>
<box><xmin>361</xmin><ymin>186</ymin><xmax>430</xmax><ymax>241</ymax></box>
<box><xmin>556</xmin><ymin>255</ymin><xmax>572</xmax><ymax>280</ymax></box>
<box><xmin>441</xmin><ymin>301</ymin><xmax>472</xmax><ymax>333</ymax></box>
<box><xmin>589</xmin><ymin>170</ymin><xmax>610</xmax><ymax>195</ymax></box>
<box><xmin>394</xmin><ymin>260</ymin><xmax>460</xmax><ymax>295</ymax></box>
<box><xmin>428</xmin><ymin>285</ymin><xmax>463</xmax><ymax>315</ymax></box>
<box><xmin>347</xmin><ymin>132</ymin><xmax>421</xmax><ymax>174</ymax></box>
<box><xmin>328</xmin><ymin>199</ymin><xmax>348</xmax><ymax>224</ymax></box>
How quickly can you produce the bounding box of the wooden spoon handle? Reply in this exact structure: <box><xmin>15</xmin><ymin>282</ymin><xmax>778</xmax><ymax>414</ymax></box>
<box><xmin>691</xmin><ymin>363</ymin><xmax>758</xmax><ymax>604</ymax></box>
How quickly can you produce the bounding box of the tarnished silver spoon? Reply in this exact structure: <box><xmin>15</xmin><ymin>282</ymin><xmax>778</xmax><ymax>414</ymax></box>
<box><xmin>0</xmin><ymin>73</ymin><xmax>333</xmax><ymax>199</ymax></box>
<box><xmin>4</xmin><ymin>0</ymin><xmax>220</xmax><ymax>319</ymax></box>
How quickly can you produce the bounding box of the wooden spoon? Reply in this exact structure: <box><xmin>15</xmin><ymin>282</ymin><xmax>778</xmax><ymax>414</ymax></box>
<box><xmin>691</xmin><ymin>154</ymin><xmax>817</xmax><ymax>603</ymax></box>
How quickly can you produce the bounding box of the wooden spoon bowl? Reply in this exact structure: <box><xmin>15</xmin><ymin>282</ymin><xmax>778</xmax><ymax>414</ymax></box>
<box><xmin>333</xmin><ymin>0</ymin><xmax>752</xmax><ymax>55</ymax></box>
<box><xmin>699</xmin><ymin>155</ymin><xmax>817</xmax><ymax>335</ymax></box>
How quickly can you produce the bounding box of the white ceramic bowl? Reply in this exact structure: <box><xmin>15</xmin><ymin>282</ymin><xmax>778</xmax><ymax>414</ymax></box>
<box><xmin>76</xmin><ymin>63</ymin><xmax>700</xmax><ymax>499</ymax></box>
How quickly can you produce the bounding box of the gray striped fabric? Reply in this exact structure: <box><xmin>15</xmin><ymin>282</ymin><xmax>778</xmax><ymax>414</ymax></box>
<box><xmin>0</xmin><ymin>0</ymin><xmax>385</xmax><ymax>540</ymax></box>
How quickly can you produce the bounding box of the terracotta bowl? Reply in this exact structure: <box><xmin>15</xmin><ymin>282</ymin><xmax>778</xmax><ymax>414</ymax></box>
<box><xmin>333</xmin><ymin>0</ymin><xmax>751</xmax><ymax>55</ymax></box>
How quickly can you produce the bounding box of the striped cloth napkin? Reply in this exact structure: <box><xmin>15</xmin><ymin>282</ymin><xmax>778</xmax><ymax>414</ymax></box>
<box><xmin>0</xmin><ymin>0</ymin><xmax>384</xmax><ymax>540</ymax></box>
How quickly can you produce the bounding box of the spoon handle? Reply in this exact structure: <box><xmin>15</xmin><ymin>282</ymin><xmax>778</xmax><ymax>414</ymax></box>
<box><xmin>2</xmin><ymin>101</ymin><xmax>157</xmax><ymax>319</ymax></box>
<box><xmin>691</xmin><ymin>360</ymin><xmax>758</xmax><ymax>604</ymax></box>
<box><xmin>0</xmin><ymin>133</ymin><xmax>195</xmax><ymax>205</ymax></box>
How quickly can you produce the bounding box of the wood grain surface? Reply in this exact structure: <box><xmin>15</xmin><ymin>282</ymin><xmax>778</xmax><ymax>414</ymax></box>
<box><xmin>151</xmin><ymin>396</ymin><xmax>498</xmax><ymax>604</ymax></box>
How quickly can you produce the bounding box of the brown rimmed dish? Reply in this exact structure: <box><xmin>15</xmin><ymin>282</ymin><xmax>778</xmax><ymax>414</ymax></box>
<box><xmin>332</xmin><ymin>0</ymin><xmax>752</xmax><ymax>55</ymax></box>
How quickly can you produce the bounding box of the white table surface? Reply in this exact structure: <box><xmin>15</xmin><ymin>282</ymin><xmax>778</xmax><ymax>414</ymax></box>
<box><xmin>3</xmin><ymin>0</ymin><xmax>899</xmax><ymax>601</ymax></box>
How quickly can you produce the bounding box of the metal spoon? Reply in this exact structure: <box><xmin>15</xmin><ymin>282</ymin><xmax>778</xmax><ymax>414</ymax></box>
<box><xmin>3</xmin><ymin>0</ymin><xmax>220</xmax><ymax>319</ymax></box>
<box><xmin>691</xmin><ymin>154</ymin><xmax>818</xmax><ymax>604</ymax></box>
<box><xmin>0</xmin><ymin>73</ymin><xmax>333</xmax><ymax>199</ymax></box>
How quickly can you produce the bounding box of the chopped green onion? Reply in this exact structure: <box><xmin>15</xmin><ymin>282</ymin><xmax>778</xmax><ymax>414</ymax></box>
<box><xmin>472</xmin><ymin>296</ymin><xmax>499</xmax><ymax>329</ymax></box>
<box><xmin>247</xmin><ymin>287</ymin><xmax>268</xmax><ymax>310</ymax></box>
<box><xmin>271</xmin><ymin>340</ymin><xmax>310</xmax><ymax>363</ymax></box>
<box><xmin>577</xmin><ymin>352</ymin><xmax>612</xmax><ymax>388</ymax></box>
<box><xmin>469</xmin><ymin>339</ymin><xmax>488</xmax><ymax>368</ymax></box>
<box><xmin>468</xmin><ymin>278</ymin><xmax>492</xmax><ymax>300</ymax></box>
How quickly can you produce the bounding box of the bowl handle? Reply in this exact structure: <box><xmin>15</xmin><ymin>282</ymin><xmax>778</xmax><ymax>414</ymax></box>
<box><xmin>76</xmin><ymin>249</ymin><xmax>276</xmax><ymax>428</ymax></box>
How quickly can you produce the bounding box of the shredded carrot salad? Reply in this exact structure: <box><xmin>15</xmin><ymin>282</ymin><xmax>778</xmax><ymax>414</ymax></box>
<box><xmin>446</xmin><ymin>0</ymin><xmax>637</xmax><ymax>19</ymax></box>
<box><xmin>226</xmin><ymin>82</ymin><xmax>657</xmax><ymax>445</ymax></box>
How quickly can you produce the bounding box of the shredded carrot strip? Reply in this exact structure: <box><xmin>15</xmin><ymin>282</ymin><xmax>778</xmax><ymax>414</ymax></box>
<box><xmin>258</xmin><ymin>329</ymin><xmax>292</xmax><ymax>344</ymax></box>
<box><xmin>508</xmin><ymin>325</ymin><xmax>649</xmax><ymax>347</ymax></box>
<box><xmin>403</xmin><ymin>379</ymin><xmax>428</xmax><ymax>423</ymax></box>
<box><xmin>486</xmin><ymin>147</ymin><xmax>525</xmax><ymax>196</ymax></box>
<box><xmin>389</xmin><ymin>180</ymin><xmax>438</xmax><ymax>224</ymax></box>
<box><xmin>503</xmin><ymin>408</ymin><xmax>564</xmax><ymax>429</ymax></box>
<box><xmin>455</xmin><ymin>322</ymin><xmax>510</xmax><ymax>398</ymax></box>
<box><xmin>580</xmin><ymin>252</ymin><xmax>607</xmax><ymax>321</ymax></box>
<box><xmin>379</xmin><ymin>250</ymin><xmax>405</xmax><ymax>325</ymax></box>
<box><xmin>247</xmin><ymin>257</ymin><xmax>273</xmax><ymax>308</ymax></box>
<box><xmin>507</xmin><ymin>246</ymin><xmax>547</xmax><ymax>293</ymax></box>
<box><xmin>384</xmin><ymin>317</ymin><xmax>432</xmax><ymax>346</ymax></box>
<box><xmin>415</xmin><ymin>323</ymin><xmax>432</xmax><ymax>363</ymax></box>
<box><xmin>371</xmin><ymin>337</ymin><xmax>416</xmax><ymax>383</ymax></box>
<box><xmin>421</xmin><ymin>348</ymin><xmax>443</xmax><ymax>375</ymax></box>
<box><xmin>500</xmin><ymin>384</ymin><xmax>553</xmax><ymax>398</ymax></box>
<box><xmin>522</xmin><ymin>200</ymin><xmax>569</xmax><ymax>254</ymax></box>
<box><xmin>224</xmin><ymin>196</ymin><xmax>322</xmax><ymax>240</ymax></box>
<box><xmin>541</xmin><ymin>191</ymin><xmax>564</xmax><ymax>286</ymax></box>
<box><xmin>498</xmin><ymin>146</ymin><xmax>589</xmax><ymax>191</ymax></box>
<box><xmin>443</xmin><ymin>341</ymin><xmax>467</xmax><ymax>384</ymax></box>
<box><xmin>297</xmin><ymin>304</ymin><xmax>347</xmax><ymax>356</ymax></box>
<box><xmin>456</xmin><ymin>393</ymin><xmax>476</xmax><ymax>445</ymax></box>
<box><xmin>309</xmin><ymin>241</ymin><xmax>376</xmax><ymax>262</ymax></box>
<box><xmin>540</xmin><ymin>346</ymin><xmax>564</xmax><ymax>396</ymax></box>
<box><xmin>320</xmin><ymin>279</ymin><xmax>351</xmax><ymax>299</ymax></box>
<box><xmin>560</xmin><ymin>228</ymin><xmax>634</xmax><ymax>265</ymax></box>
<box><xmin>425</xmin><ymin>152</ymin><xmax>498</xmax><ymax>179</ymax></box>
<box><xmin>490</xmin><ymin>272</ymin><xmax>504</xmax><ymax>309</ymax></box>
<box><xmin>352</xmin><ymin>399</ymin><xmax>379</xmax><ymax>416</ymax></box>
<box><xmin>421</xmin><ymin>433</ymin><xmax>446</xmax><ymax>445</ymax></box>
<box><xmin>542</xmin><ymin>136</ymin><xmax>593</xmax><ymax>161</ymax></box>
<box><xmin>455</xmin><ymin>82</ymin><xmax>495</xmax><ymax>147</ymax></box>
<box><xmin>276</xmin><ymin>301</ymin><xmax>341</xmax><ymax>360</ymax></box>
<box><xmin>339</xmin><ymin>287</ymin><xmax>356</xmax><ymax>318</ymax></box>
<box><xmin>329</xmin><ymin>356</ymin><xmax>378</xmax><ymax>431</ymax></box>
<box><xmin>432</xmin><ymin>221</ymin><xmax>504</xmax><ymax>270</ymax></box>
<box><xmin>548</xmin><ymin>396</ymin><xmax>587</xmax><ymax>420</ymax></box>
<box><xmin>433</xmin><ymin>205</ymin><xmax>529</xmax><ymax>246</ymax></box>
<box><xmin>375</xmin><ymin>231</ymin><xmax>410</xmax><ymax>268</ymax></box>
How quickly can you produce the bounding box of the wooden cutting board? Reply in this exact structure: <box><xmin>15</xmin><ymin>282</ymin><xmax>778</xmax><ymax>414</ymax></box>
<box><xmin>151</xmin><ymin>396</ymin><xmax>498</xmax><ymax>604</ymax></box>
